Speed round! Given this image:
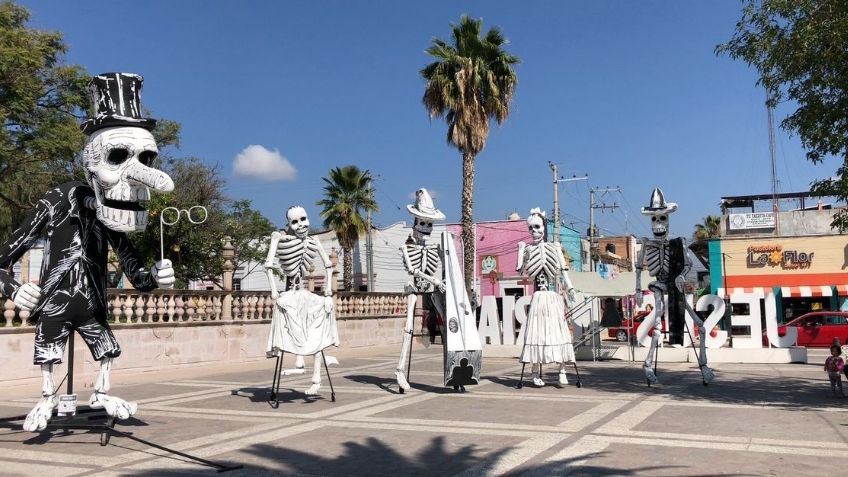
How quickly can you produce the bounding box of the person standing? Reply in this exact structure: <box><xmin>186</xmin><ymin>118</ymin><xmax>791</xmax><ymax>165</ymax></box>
<box><xmin>825</xmin><ymin>345</ymin><xmax>845</xmax><ymax>397</ymax></box>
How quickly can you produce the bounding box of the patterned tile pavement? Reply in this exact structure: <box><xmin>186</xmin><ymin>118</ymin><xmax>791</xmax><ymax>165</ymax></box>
<box><xmin>0</xmin><ymin>344</ymin><xmax>846</xmax><ymax>476</ymax></box>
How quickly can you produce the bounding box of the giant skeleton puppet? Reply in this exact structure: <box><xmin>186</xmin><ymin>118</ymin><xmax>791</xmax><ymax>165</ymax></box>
<box><xmin>515</xmin><ymin>208</ymin><xmax>581</xmax><ymax>388</ymax></box>
<box><xmin>264</xmin><ymin>206</ymin><xmax>338</xmax><ymax>397</ymax></box>
<box><xmin>0</xmin><ymin>73</ymin><xmax>176</xmax><ymax>432</ymax></box>
<box><xmin>635</xmin><ymin>188</ymin><xmax>714</xmax><ymax>386</ymax></box>
<box><xmin>396</xmin><ymin>189</ymin><xmax>482</xmax><ymax>393</ymax></box>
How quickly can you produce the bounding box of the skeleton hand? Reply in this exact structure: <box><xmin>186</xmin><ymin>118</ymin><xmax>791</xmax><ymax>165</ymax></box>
<box><xmin>324</xmin><ymin>296</ymin><xmax>334</xmax><ymax>313</ymax></box>
<box><xmin>436</xmin><ymin>279</ymin><xmax>446</xmax><ymax>293</ymax></box>
<box><xmin>324</xmin><ymin>288</ymin><xmax>332</xmax><ymax>297</ymax></box>
<box><xmin>13</xmin><ymin>282</ymin><xmax>41</xmax><ymax>312</ymax></box>
<box><xmin>271</xmin><ymin>290</ymin><xmax>280</xmax><ymax>300</ymax></box>
<box><xmin>23</xmin><ymin>394</ymin><xmax>57</xmax><ymax>432</ymax></box>
<box><xmin>152</xmin><ymin>259</ymin><xmax>175</xmax><ymax>289</ymax></box>
<box><xmin>675</xmin><ymin>276</ymin><xmax>685</xmax><ymax>293</ymax></box>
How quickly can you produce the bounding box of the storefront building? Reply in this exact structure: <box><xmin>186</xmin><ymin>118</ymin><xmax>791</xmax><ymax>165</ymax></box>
<box><xmin>708</xmin><ymin>194</ymin><xmax>848</xmax><ymax>322</ymax></box>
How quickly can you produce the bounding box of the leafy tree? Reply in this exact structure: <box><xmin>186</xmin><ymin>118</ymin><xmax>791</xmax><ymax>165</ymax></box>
<box><xmin>0</xmin><ymin>0</ymin><xmax>89</xmax><ymax>235</ymax></box>
<box><xmin>718</xmin><ymin>1</ymin><xmax>848</xmax><ymax>229</ymax></box>
<box><xmin>692</xmin><ymin>215</ymin><xmax>722</xmax><ymax>241</ymax></box>
<box><xmin>421</xmin><ymin>15</ymin><xmax>519</xmax><ymax>295</ymax></box>
<box><xmin>317</xmin><ymin>165</ymin><xmax>378</xmax><ymax>291</ymax></box>
<box><xmin>129</xmin><ymin>158</ymin><xmax>274</xmax><ymax>288</ymax></box>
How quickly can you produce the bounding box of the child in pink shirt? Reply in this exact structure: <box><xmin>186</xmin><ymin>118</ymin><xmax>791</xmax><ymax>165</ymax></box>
<box><xmin>825</xmin><ymin>345</ymin><xmax>845</xmax><ymax>397</ymax></box>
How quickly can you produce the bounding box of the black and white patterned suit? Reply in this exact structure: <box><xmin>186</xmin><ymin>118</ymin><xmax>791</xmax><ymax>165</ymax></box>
<box><xmin>0</xmin><ymin>182</ymin><xmax>157</xmax><ymax>364</ymax></box>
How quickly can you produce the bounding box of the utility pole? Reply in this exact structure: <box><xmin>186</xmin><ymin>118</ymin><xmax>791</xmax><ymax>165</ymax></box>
<box><xmin>548</xmin><ymin>161</ymin><xmax>588</xmax><ymax>245</ymax></box>
<box><xmin>365</xmin><ymin>178</ymin><xmax>374</xmax><ymax>292</ymax></box>
<box><xmin>548</xmin><ymin>162</ymin><xmax>559</xmax><ymax>243</ymax></box>
<box><xmin>589</xmin><ymin>186</ymin><xmax>620</xmax><ymax>272</ymax></box>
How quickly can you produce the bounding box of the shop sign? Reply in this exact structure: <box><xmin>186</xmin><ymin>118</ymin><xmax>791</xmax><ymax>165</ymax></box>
<box><xmin>729</xmin><ymin>212</ymin><xmax>775</xmax><ymax>230</ymax></box>
<box><xmin>747</xmin><ymin>243</ymin><xmax>814</xmax><ymax>269</ymax></box>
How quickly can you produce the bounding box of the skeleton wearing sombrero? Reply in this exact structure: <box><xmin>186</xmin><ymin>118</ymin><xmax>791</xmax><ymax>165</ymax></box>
<box><xmin>635</xmin><ymin>188</ymin><xmax>714</xmax><ymax>386</ymax></box>
<box><xmin>0</xmin><ymin>73</ymin><xmax>176</xmax><ymax>431</ymax></box>
<box><xmin>396</xmin><ymin>188</ymin><xmax>481</xmax><ymax>393</ymax></box>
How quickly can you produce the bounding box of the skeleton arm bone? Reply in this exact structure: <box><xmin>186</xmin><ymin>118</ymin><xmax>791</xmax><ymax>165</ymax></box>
<box><xmin>556</xmin><ymin>244</ymin><xmax>577</xmax><ymax>304</ymax></box>
<box><xmin>516</xmin><ymin>241</ymin><xmax>527</xmax><ymax>273</ymax></box>
<box><xmin>264</xmin><ymin>232</ymin><xmax>282</xmax><ymax>299</ymax></box>
<box><xmin>635</xmin><ymin>237</ymin><xmax>646</xmax><ymax>306</ymax></box>
<box><xmin>675</xmin><ymin>238</ymin><xmax>693</xmax><ymax>293</ymax></box>
<box><xmin>313</xmin><ymin>237</ymin><xmax>334</xmax><ymax>296</ymax></box>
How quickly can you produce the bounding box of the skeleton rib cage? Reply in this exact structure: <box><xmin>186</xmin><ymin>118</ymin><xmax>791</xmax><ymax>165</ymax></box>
<box><xmin>642</xmin><ymin>239</ymin><xmax>670</xmax><ymax>281</ymax></box>
<box><xmin>406</xmin><ymin>242</ymin><xmax>440</xmax><ymax>293</ymax></box>
<box><xmin>275</xmin><ymin>236</ymin><xmax>319</xmax><ymax>287</ymax></box>
<box><xmin>523</xmin><ymin>242</ymin><xmax>562</xmax><ymax>290</ymax></box>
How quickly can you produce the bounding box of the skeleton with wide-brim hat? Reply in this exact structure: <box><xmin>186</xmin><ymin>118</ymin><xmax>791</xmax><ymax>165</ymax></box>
<box><xmin>0</xmin><ymin>72</ymin><xmax>177</xmax><ymax>432</ymax></box>
<box><xmin>635</xmin><ymin>187</ymin><xmax>714</xmax><ymax>386</ymax></box>
<box><xmin>395</xmin><ymin>188</ymin><xmax>482</xmax><ymax>393</ymax></box>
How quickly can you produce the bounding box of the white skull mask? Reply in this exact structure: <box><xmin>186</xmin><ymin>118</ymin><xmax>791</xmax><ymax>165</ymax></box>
<box><xmin>287</xmin><ymin>206</ymin><xmax>310</xmax><ymax>239</ymax></box>
<box><xmin>651</xmin><ymin>213</ymin><xmax>669</xmax><ymax>238</ymax></box>
<box><xmin>82</xmin><ymin>127</ymin><xmax>174</xmax><ymax>232</ymax></box>
<box><xmin>413</xmin><ymin>217</ymin><xmax>433</xmax><ymax>238</ymax></box>
<box><xmin>527</xmin><ymin>214</ymin><xmax>545</xmax><ymax>243</ymax></box>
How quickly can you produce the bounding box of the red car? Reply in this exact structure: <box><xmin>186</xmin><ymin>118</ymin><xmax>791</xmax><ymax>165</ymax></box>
<box><xmin>607</xmin><ymin>308</ymin><xmax>666</xmax><ymax>342</ymax></box>
<box><xmin>764</xmin><ymin>311</ymin><xmax>848</xmax><ymax>347</ymax></box>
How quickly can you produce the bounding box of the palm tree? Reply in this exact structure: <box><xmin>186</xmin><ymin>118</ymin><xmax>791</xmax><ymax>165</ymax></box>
<box><xmin>421</xmin><ymin>15</ymin><xmax>519</xmax><ymax>296</ymax></box>
<box><xmin>692</xmin><ymin>215</ymin><xmax>722</xmax><ymax>241</ymax></box>
<box><xmin>317</xmin><ymin>166</ymin><xmax>378</xmax><ymax>291</ymax></box>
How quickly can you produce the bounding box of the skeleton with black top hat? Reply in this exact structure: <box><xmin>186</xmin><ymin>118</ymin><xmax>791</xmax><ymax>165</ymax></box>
<box><xmin>0</xmin><ymin>73</ymin><xmax>176</xmax><ymax>431</ymax></box>
<box><xmin>635</xmin><ymin>188</ymin><xmax>714</xmax><ymax>386</ymax></box>
<box><xmin>396</xmin><ymin>189</ymin><xmax>482</xmax><ymax>393</ymax></box>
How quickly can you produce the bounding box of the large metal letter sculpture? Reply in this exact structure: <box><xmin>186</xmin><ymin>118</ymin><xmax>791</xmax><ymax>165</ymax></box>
<box><xmin>264</xmin><ymin>206</ymin><xmax>338</xmax><ymax>403</ymax></box>
<box><xmin>0</xmin><ymin>73</ymin><xmax>176</xmax><ymax>431</ymax></box>
<box><xmin>635</xmin><ymin>188</ymin><xmax>714</xmax><ymax>386</ymax></box>
<box><xmin>396</xmin><ymin>189</ymin><xmax>482</xmax><ymax>393</ymax></box>
<box><xmin>515</xmin><ymin>208</ymin><xmax>582</xmax><ymax>388</ymax></box>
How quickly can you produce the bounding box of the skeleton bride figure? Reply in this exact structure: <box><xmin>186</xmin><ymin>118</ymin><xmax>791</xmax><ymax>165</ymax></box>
<box><xmin>516</xmin><ymin>208</ymin><xmax>577</xmax><ymax>387</ymax></box>
<box><xmin>264</xmin><ymin>206</ymin><xmax>338</xmax><ymax>396</ymax></box>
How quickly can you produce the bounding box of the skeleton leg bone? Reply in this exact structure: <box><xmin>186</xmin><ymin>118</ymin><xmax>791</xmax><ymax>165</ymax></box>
<box><xmin>23</xmin><ymin>364</ymin><xmax>58</xmax><ymax>432</ymax></box>
<box><xmin>88</xmin><ymin>357</ymin><xmax>137</xmax><ymax>420</ymax></box>
<box><xmin>532</xmin><ymin>363</ymin><xmax>545</xmax><ymax>387</ymax></box>
<box><xmin>682</xmin><ymin>298</ymin><xmax>715</xmax><ymax>384</ymax></box>
<box><xmin>395</xmin><ymin>293</ymin><xmax>417</xmax><ymax>392</ymax></box>
<box><xmin>643</xmin><ymin>288</ymin><xmax>665</xmax><ymax>385</ymax></box>
<box><xmin>304</xmin><ymin>352</ymin><xmax>322</xmax><ymax>395</ymax></box>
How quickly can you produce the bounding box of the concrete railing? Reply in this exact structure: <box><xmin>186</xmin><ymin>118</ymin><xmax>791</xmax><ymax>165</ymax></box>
<box><xmin>1</xmin><ymin>289</ymin><xmax>407</xmax><ymax>328</ymax></box>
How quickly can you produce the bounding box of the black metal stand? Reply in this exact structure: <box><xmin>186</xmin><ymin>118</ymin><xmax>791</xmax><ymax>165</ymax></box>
<box><xmin>0</xmin><ymin>334</ymin><xmax>242</xmax><ymax>472</ymax></box>
<box><xmin>516</xmin><ymin>363</ymin><xmax>526</xmax><ymax>389</ymax></box>
<box><xmin>268</xmin><ymin>350</ymin><xmax>337</xmax><ymax>407</ymax></box>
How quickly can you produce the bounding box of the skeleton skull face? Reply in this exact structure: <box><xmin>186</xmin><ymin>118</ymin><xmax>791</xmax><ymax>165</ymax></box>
<box><xmin>287</xmin><ymin>206</ymin><xmax>310</xmax><ymax>238</ymax></box>
<box><xmin>413</xmin><ymin>217</ymin><xmax>433</xmax><ymax>237</ymax></box>
<box><xmin>82</xmin><ymin>127</ymin><xmax>174</xmax><ymax>232</ymax></box>
<box><xmin>527</xmin><ymin>214</ymin><xmax>545</xmax><ymax>243</ymax></box>
<box><xmin>651</xmin><ymin>214</ymin><xmax>669</xmax><ymax>238</ymax></box>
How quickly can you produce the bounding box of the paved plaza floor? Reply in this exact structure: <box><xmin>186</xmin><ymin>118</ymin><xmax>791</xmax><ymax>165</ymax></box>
<box><xmin>0</xmin><ymin>344</ymin><xmax>846</xmax><ymax>476</ymax></box>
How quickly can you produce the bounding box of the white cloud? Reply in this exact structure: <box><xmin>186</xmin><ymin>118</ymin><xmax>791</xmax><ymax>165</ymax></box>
<box><xmin>233</xmin><ymin>145</ymin><xmax>297</xmax><ymax>181</ymax></box>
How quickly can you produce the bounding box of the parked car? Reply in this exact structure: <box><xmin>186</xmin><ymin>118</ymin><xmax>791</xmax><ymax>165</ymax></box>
<box><xmin>762</xmin><ymin>311</ymin><xmax>848</xmax><ymax>347</ymax></box>
<box><xmin>607</xmin><ymin>307</ymin><xmax>665</xmax><ymax>342</ymax></box>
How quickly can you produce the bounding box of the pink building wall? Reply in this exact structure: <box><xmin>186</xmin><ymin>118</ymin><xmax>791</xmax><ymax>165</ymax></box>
<box><xmin>445</xmin><ymin>220</ymin><xmax>532</xmax><ymax>298</ymax></box>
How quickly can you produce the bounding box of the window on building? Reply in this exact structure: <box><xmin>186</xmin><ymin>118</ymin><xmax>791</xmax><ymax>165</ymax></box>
<box><xmin>233</xmin><ymin>279</ymin><xmax>241</xmax><ymax>291</ymax></box>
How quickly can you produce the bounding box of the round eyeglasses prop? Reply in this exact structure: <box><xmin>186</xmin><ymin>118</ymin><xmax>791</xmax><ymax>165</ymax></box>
<box><xmin>159</xmin><ymin>206</ymin><xmax>208</xmax><ymax>261</ymax></box>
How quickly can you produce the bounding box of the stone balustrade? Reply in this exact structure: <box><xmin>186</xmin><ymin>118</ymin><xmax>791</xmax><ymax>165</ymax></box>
<box><xmin>0</xmin><ymin>289</ymin><xmax>407</xmax><ymax>328</ymax></box>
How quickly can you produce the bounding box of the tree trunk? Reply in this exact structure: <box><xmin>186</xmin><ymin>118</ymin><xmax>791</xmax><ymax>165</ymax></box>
<box><xmin>461</xmin><ymin>151</ymin><xmax>475</xmax><ymax>300</ymax></box>
<box><xmin>343</xmin><ymin>244</ymin><xmax>354</xmax><ymax>291</ymax></box>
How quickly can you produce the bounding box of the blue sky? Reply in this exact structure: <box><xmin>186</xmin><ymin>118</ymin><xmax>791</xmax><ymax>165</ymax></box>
<box><xmin>22</xmin><ymin>1</ymin><xmax>839</xmax><ymax>238</ymax></box>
